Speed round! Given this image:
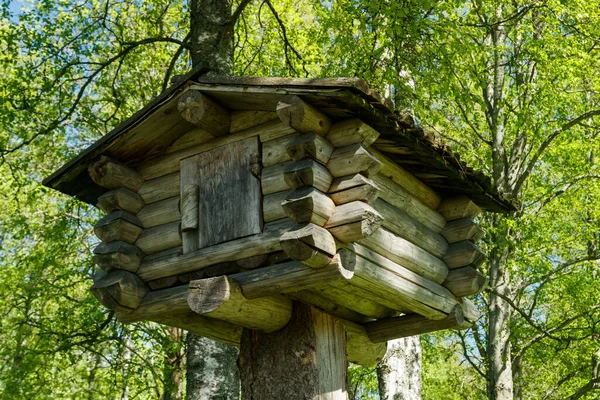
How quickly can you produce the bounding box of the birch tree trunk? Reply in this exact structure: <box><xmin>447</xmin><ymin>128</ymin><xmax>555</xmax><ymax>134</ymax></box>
<box><xmin>377</xmin><ymin>337</ymin><xmax>422</xmax><ymax>400</ymax></box>
<box><xmin>185</xmin><ymin>1</ymin><xmax>240</xmax><ymax>399</ymax></box>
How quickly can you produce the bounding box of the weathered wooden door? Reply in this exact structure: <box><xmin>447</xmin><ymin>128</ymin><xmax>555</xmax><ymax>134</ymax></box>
<box><xmin>180</xmin><ymin>137</ymin><xmax>262</xmax><ymax>253</ymax></box>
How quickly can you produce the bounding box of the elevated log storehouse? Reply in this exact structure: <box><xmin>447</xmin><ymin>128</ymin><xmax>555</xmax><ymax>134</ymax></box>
<box><xmin>44</xmin><ymin>73</ymin><xmax>516</xmax><ymax>399</ymax></box>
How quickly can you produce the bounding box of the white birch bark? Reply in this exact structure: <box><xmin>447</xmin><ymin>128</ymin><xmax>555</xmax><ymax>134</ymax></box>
<box><xmin>377</xmin><ymin>337</ymin><xmax>422</xmax><ymax>400</ymax></box>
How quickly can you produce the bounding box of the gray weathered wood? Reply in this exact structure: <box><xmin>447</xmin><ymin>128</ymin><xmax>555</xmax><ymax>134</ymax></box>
<box><xmin>280</xmin><ymin>223</ymin><xmax>337</xmax><ymax>268</ymax></box>
<box><xmin>177</xmin><ymin>89</ymin><xmax>231</xmax><ymax>136</ymax></box>
<box><xmin>180</xmin><ymin>184</ymin><xmax>198</xmax><ymax>232</ymax></box>
<box><xmin>289</xmin><ymin>290</ymin><xmax>371</xmax><ymax>324</ymax></box>
<box><xmin>312</xmin><ymin>280</ymin><xmax>397</xmax><ymax>319</ymax></box>
<box><xmin>283</xmin><ymin>159</ymin><xmax>333</xmax><ymax>192</ymax></box>
<box><xmin>281</xmin><ymin>187</ymin><xmax>335</xmax><ymax>226</ymax></box>
<box><xmin>443</xmin><ymin>266</ymin><xmax>488</xmax><ymax>297</ymax></box>
<box><xmin>135</xmin><ymin>221</ymin><xmax>182</xmax><ymax>255</ymax></box>
<box><xmin>370</xmin><ymin>147</ymin><xmax>441</xmax><ymax>209</ymax></box>
<box><xmin>232</xmin><ymin>254</ymin><xmax>353</xmax><ymax>299</ymax></box>
<box><xmin>137</xmin><ymin>196</ymin><xmax>181</xmax><ymax>229</ymax></box>
<box><xmin>262</xmin><ymin>162</ymin><xmax>293</xmax><ymax>195</ymax></box>
<box><xmin>360</xmin><ymin>228</ymin><xmax>449</xmax><ymax>284</ymax></box>
<box><xmin>326</xmin><ymin>118</ymin><xmax>379</xmax><ymax>148</ymax></box>
<box><xmin>91</xmin><ymin>270</ymin><xmax>149</xmax><ymax>311</ymax></box>
<box><xmin>372</xmin><ymin>174</ymin><xmax>446</xmax><ymax>233</ymax></box>
<box><xmin>325</xmin><ymin>201</ymin><xmax>383</xmax><ymax>242</ymax></box>
<box><xmin>437</xmin><ymin>195</ymin><xmax>482</xmax><ymax>221</ymax></box>
<box><xmin>239</xmin><ymin>302</ymin><xmax>347</xmax><ymax>400</ymax></box>
<box><xmin>373</xmin><ymin>199</ymin><xmax>448</xmax><ymax>258</ymax></box>
<box><xmin>137</xmin><ymin>172</ymin><xmax>180</xmax><ymax>204</ymax></box>
<box><xmin>262</xmin><ymin>133</ymin><xmax>301</xmax><ymax>167</ymax></box>
<box><xmin>188</xmin><ymin>276</ymin><xmax>292</xmax><ymax>332</ymax></box>
<box><xmin>328</xmin><ymin>174</ymin><xmax>380</xmax><ymax>205</ymax></box>
<box><xmin>276</xmin><ymin>95</ymin><xmax>332</xmax><ymax>135</ymax></box>
<box><xmin>440</xmin><ymin>217</ymin><xmax>485</xmax><ymax>244</ymax></box>
<box><xmin>94</xmin><ymin>211</ymin><xmax>143</xmax><ymax>244</ymax></box>
<box><xmin>88</xmin><ymin>155</ymin><xmax>144</xmax><ymax>191</ymax></box>
<box><xmin>286</xmin><ymin>133</ymin><xmax>334</xmax><ymax>164</ymax></box>
<box><xmin>137</xmin><ymin>220</ymin><xmax>295</xmax><ymax>281</ymax></box>
<box><xmin>365</xmin><ymin>306</ymin><xmax>469</xmax><ymax>343</ymax></box>
<box><xmin>327</xmin><ymin>144</ymin><xmax>383</xmax><ymax>178</ymax></box>
<box><xmin>344</xmin><ymin>321</ymin><xmax>387</xmax><ymax>367</ymax></box>
<box><xmin>93</xmin><ymin>241</ymin><xmax>144</xmax><ymax>273</ymax></box>
<box><xmin>263</xmin><ymin>190</ymin><xmax>292</xmax><ymax>222</ymax></box>
<box><xmin>180</xmin><ymin>136</ymin><xmax>262</xmax><ymax>252</ymax></box>
<box><xmin>97</xmin><ymin>188</ymin><xmax>145</xmax><ymax>214</ymax></box>
<box><xmin>444</xmin><ymin>240</ymin><xmax>486</xmax><ymax>269</ymax></box>
<box><xmin>230</xmin><ymin>110</ymin><xmax>279</xmax><ymax>133</ymax></box>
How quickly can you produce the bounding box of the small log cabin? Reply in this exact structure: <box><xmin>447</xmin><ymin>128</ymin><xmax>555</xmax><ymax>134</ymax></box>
<box><xmin>44</xmin><ymin>72</ymin><xmax>516</xmax><ymax>399</ymax></box>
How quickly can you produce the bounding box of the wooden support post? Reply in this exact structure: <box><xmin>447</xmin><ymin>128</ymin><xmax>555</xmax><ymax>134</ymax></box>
<box><xmin>285</xmin><ymin>133</ymin><xmax>334</xmax><ymax>164</ymax></box>
<box><xmin>94</xmin><ymin>211</ymin><xmax>143</xmax><ymax>244</ymax></box>
<box><xmin>88</xmin><ymin>156</ymin><xmax>144</xmax><ymax>192</ymax></box>
<box><xmin>326</xmin><ymin>118</ymin><xmax>380</xmax><ymax>148</ymax></box>
<box><xmin>93</xmin><ymin>241</ymin><xmax>144</xmax><ymax>273</ymax></box>
<box><xmin>328</xmin><ymin>174</ymin><xmax>380</xmax><ymax>205</ymax></box>
<box><xmin>282</xmin><ymin>187</ymin><xmax>335</xmax><ymax>226</ymax></box>
<box><xmin>327</xmin><ymin>144</ymin><xmax>383</xmax><ymax>178</ymax></box>
<box><xmin>365</xmin><ymin>306</ymin><xmax>470</xmax><ymax>343</ymax></box>
<box><xmin>239</xmin><ymin>302</ymin><xmax>347</xmax><ymax>400</ymax></box>
<box><xmin>437</xmin><ymin>195</ymin><xmax>482</xmax><ymax>221</ymax></box>
<box><xmin>180</xmin><ymin>184</ymin><xmax>199</xmax><ymax>232</ymax></box>
<box><xmin>177</xmin><ymin>89</ymin><xmax>230</xmax><ymax>136</ymax></box>
<box><xmin>440</xmin><ymin>217</ymin><xmax>485</xmax><ymax>244</ymax></box>
<box><xmin>283</xmin><ymin>159</ymin><xmax>333</xmax><ymax>192</ymax></box>
<box><xmin>188</xmin><ymin>276</ymin><xmax>292</xmax><ymax>332</ymax></box>
<box><xmin>325</xmin><ymin>201</ymin><xmax>383</xmax><ymax>242</ymax></box>
<box><xmin>97</xmin><ymin>188</ymin><xmax>145</xmax><ymax>214</ymax></box>
<box><xmin>276</xmin><ymin>95</ymin><xmax>332</xmax><ymax>135</ymax></box>
<box><xmin>444</xmin><ymin>240</ymin><xmax>486</xmax><ymax>269</ymax></box>
<box><xmin>443</xmin><ymin>267</ymin><xmax>488</xmax><ymax>297</ymax></box>
<box><xmin>280</xmin><ymin>223</ymin><xmax>337</xmax><ymax>268</ymax></box>
<box><xmin>90</xmin><ymin>270</ymin><xmax>149</xmax><ymax>312</ymax></box>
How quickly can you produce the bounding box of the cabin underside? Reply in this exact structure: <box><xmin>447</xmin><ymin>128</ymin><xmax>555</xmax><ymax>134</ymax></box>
<box><xmin>46</xmin><ymin>78</ymin><xmax>499</xmax><ymax>367</ymax></box>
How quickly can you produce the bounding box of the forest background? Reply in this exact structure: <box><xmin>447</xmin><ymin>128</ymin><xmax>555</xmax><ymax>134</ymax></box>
<box><xmin>0</xmin><ymin>0</ymin><xmax>599</xmax><ymax>399</ymax></box>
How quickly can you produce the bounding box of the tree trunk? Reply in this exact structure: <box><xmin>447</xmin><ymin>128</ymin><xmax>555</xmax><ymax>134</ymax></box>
<box><xmin>185</xmin><ymin>2</ymin><xmax>240</xmax><ymax>399</ymax></box>
<box><xmin>487</xmin><ymin>215</ymin><xmax>514</xmax><ymax>400</ymax></box>
<box><xmin>186</xmin><ymin>333</ymin><xmax>240</xmax><ymax>400</ymax></box>
<box><xmin>238</xmin><ymin>301</ymin><xmax>347</xmax><ymax>400</ymax></box>
<box><xmin>377</xmin><ymin>337</ymin><xmax>422</xmax><ymax>400</ymax></box>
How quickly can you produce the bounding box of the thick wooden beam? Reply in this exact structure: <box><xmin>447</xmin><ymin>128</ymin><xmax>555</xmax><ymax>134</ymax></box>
<box><xmin>276</xmin><ymin>95</ymin><xmax>332</xmax><ymax>135</ymax></box>
<box><xmin>326</xmin><ymin>118</ymin><xmax>379</xmax><ymax>148</ymax></box>
<box><xmin>344</xmin><ymin>321</ymin><xmax>387</xmax><ymax>367</ymax></box>
<box><xmin>283</xmin><ymin>159</ymin><xmax>333</xmax><ymax>192</ymax></box>
<box><xmin>137</xmin><ymin>172</ymin><xmax>180</xmax><ymax>204</ymax></box>
<box><xmin>91</xmin><ymin>270</ymin><xmax>149</xmax><ymax>312</ymax></box>
<box><xmin>136</xmin><ymin>196</ymin><xmax>181</xmax><ymax>228</ymax></box>
<box><xmin>371</xmin><ymin>174</ymin><xmax>446</xmax><ymax>233</ymax></box>
<box><xmin>180</xmin><ymin>184</ymin><xmax>198</xmax><ymax>232</ymax></box>
<box><xmin>188</xmin><ymin>276</ymin><xmax>292</xmax><ymax>333</ymax></box>
<box><xmin>137</xmin><ymin>220</ymin><xmax>295</xmax><ymax>281</ymax></box>
<box><xmin>262</xmin><ymin>162</ymin><xmax>292</xmax><ymax>195</ymax></box>
<box><xmin>327</xmin><ymin>144</ymin><xmax>383</xmax><ymax>178</ymax></box>
<box><xmin>360</xmin><ymin>228</ymin><xmax>449</xmax><ymax>284</ymax></box>
<box><xmin>282</xmin><ymin>187</ymin><xmax>336</xmax><ymax>226</ymax></box>
<box><xmin>239</xmin><ymin>302</ymin><xmax>346</xmax><ymax>399</ymax></box>
<box><xmin>286</xmin><ymin>133</ymin><xmax>334</xmax><ymax>164</ymax></box>
<box><xmin>232</xmin><ymin>254</ymin><xmax>354</xmax><ymax>299</ymax></box>
<box><xmin>441</xmin><ymin>217</ymin><xmax>485</xmax><ymax>244</ymax></box>
<box><xmin>289</xmin><ymin>290</ymin><xmax>372</xmax><ymax>324</ymax></box>
<box><xmin>328</xmin><ymin>174</ymin><xmax>380</xmax><ymax>205</ymax></box>
<box><xmin>312</xmin><ymin>280</ymin><xmax>397</xmax><ymax>319</ymax></box>
<box><xmin>177</xmin><ymin>89</ymin><xmax>230</xmax><ymax>136</ymax></box>
<box><xmin>280</xmin><ymin>223</ymin><xmax>337</xmax><ymax>268</ymax></box>
<box><xmin>373</xmin><ymin>199</ymin><xmax>448</xmax><ymax>258</ymax></box>
<box><xmin>262</xmin><ymin>133</ymin><xmax>301</xmax><ymax>167</ymax></box>
<box><xmin>93</xmin><ymin>241</ymin><xmax>144</xmax><ymax>273</ymax></box>
<box><xmin>94</xmin><ymin>211</ymin><xmax>143</xmax><ymax>244</ymax></box>
<box><xmin>437</xmin><ymin>195</ymin><xmax>482</xmax><ymax>221</ymax></box>
<box><xmin>236</xmin><ymin>254</ymin><xmax>268</xmax><ymax>269</ymax></box>
<box><xmin>135</xmin><ymin>221</ymin><xmax>182</xmax><ymax>255</ymax></box>
<box><xmin>369</xmin><ymin>147</ymin><xmax>441</xmax><ymax>209</ymax></box>
<box><xmin>460</xmin><ymin>298</ymin><xmax>481</xmax><ymax>322</ymax></box>
<box><xmin>88</xmin><ymin>156</ymin><xmax>144</xmax><ymax>192</ymax></box>
<box><xmin>263</xmin><ymin>190</ymin><xmax>291</xmax><ymax>222</ymax></box>
<box><xmin>365</xmin><ymin>306</ymin><xmax>470</xmax><ymax>343</ymax></box>
<box><xmin>230</xmin><ymin>110</ymin><xmax>278</xmax><ymax>133</ymax></box>
<box><xmin>444</xmin><ymin>240</ymin><xmax>486</xmax><ymax>269</ymax></box>
<box><xmin>325</xmin><ymin>201</ymin><xmax>383</xmax><ymax>242</ymax></box>
<box><xmin>443</xmin><ymin>267</ymin><xmax>488</xmax><ymax>297</ymax></box>
<box><xmin>97</xmin><ymin>188</ymin><xmax>145</xmax><ymax>214</ymax></box>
